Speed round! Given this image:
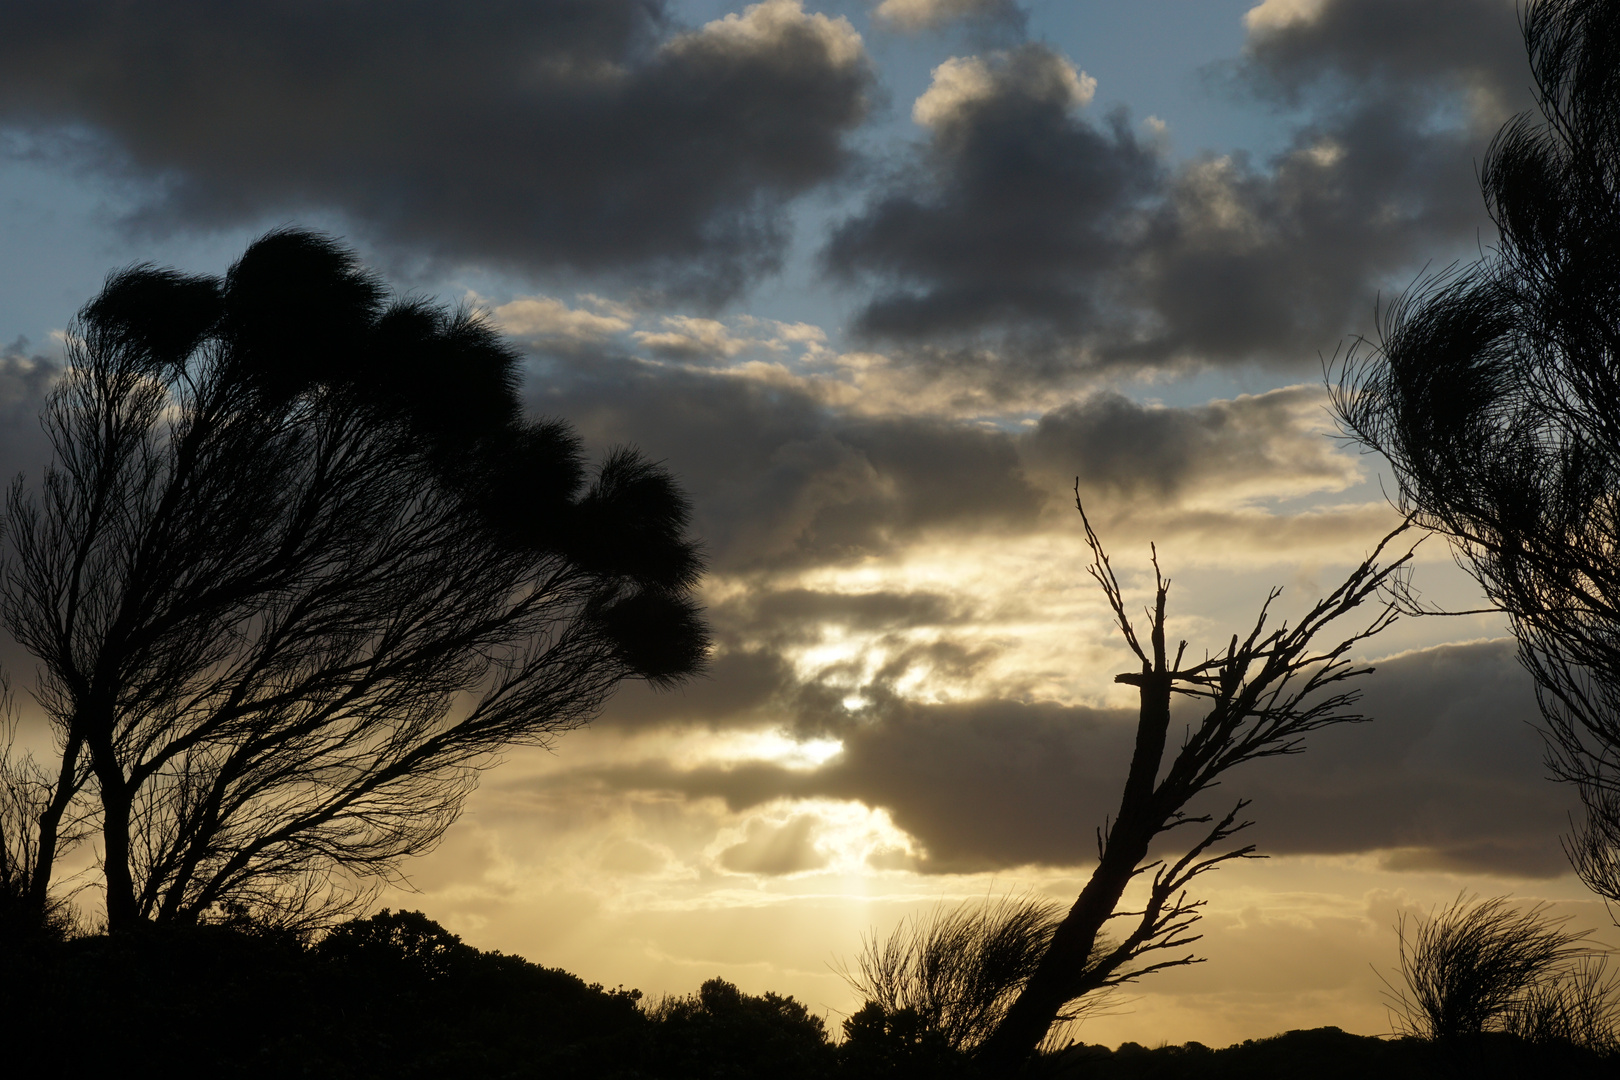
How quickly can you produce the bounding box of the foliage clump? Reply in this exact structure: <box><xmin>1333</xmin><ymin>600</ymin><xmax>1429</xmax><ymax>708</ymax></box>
<box><xmin>647</xmin><ymin>977</ymin><xmax>837</xmax><ymax>1080</ymax></box>
<box><xmin>1385</xmin><ymin>893</ymin><xmax>1620</xmax><ymax>1058</ymax></box>
<box><xmin>840</xmin><ymin>894</ymin><xmax>1091</xmax><ymax>1058</ymax></box>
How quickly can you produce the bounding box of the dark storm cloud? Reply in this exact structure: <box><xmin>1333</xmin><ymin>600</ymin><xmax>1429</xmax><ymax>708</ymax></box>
<box><xmin>1235</xmin><ymin>638</ymin><xmax>1574</xmax><ymax>878</ymax></box>
<box><xmin>826</xmin><ymin>0</ymin><xmax>1529</xmax><ymax>373</ymax></box>
<box><xmin>1127</xmin><ymin>0</ymin><xmax>1530</xmax><ymax>364</ymax></box>
<box><xmin>531</xmin><ymin>352</ymin><xmax>1358</xmax><ymax>578</ymax></box>
<box><xmin>0</xmin><ymin>342</ymin><xmax>55</xmax><ymax>479</ymax></box>
<box><xmin>1025</xmin><ymin>386</ymin><xmax>1352</xmax><ymax>499</ymax></box>
<box><xmin>0</xmin><ymin>0</ymin><xmax>872</xmax><ymax>300</ymax></box>
<box><xmin>823</xmin><ymin>44</ymin><xmax>1161</xmax><ymax>342</ymax></box>
<box><xmin>570</xmin><ymin>640</ymin><xmax>1577</xmax><ymax>878</ymax></box>
<box><xmin>1240</xmin><ymin>0</ymin><xmax>1525</xmax><ymax>103</ymax></box>
<box><xmin>732</xmin><ymin>588</ymin><xmax>965</xmax><ymax>638</ymax></box>
<box><xmin>595</xmin><ymin>646</ymin><xmax>802</xmax><ymax>730</ymax></box>
<box><xmin>529</xmin><ymin>355</ymin><xmax>1045</xmax><ymax>571</ymax></box>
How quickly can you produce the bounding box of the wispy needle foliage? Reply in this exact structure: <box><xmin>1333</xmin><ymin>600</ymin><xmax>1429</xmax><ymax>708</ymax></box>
<box><xmin>843</xmin><ymin>894</ymin><xmax>1102</xmax><ymax>1055</ymax></box>
<box><xmin>1386</xmin><ymin>893</ymin><xmax>1618</xmax><ymax>1055</ymax></box>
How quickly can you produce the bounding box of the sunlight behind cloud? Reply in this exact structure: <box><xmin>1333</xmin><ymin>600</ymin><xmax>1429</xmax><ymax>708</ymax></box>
<box><xmin>699</xmin><ymin>730</ymin><xmax>847</xmax><ymax>771</ymax></box>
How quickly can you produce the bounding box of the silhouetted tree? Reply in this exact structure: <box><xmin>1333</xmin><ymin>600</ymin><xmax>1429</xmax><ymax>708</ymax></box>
<box><xmin>0</xmin><ymin>229</ymin><xmax>708</xmax><ymax>932</ymax></box>
<box><xmin>973</xmin><ymin>492</ymin><xmax>1412</xmax><ymax>1075</ymax></box>
<box><xmin>1330</xmin><ymin>0</ymin><xmax>1620</xmax><ymax>903</ymax></box>
<box><xmin>648</xmin><ymin>977</ymin><xmax>836</xmax><ymax>1080</ymax></box>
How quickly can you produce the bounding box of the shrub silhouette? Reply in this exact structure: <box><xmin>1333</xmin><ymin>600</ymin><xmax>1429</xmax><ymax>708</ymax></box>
<box><xmin>1386</xmin><ymin>893</ymin><xmax>1618</xmax><ymax>1055</ymax></box>
<box><xmin>314</xmin><ymin>907</ymin><xmax>473</xmax><ymax>980</ymax></box>
<box><xmin>1501</xmin><ymin>952</ymin><xmax>1620</xmax><ymax>1056</ymax></box>
<box><xmin>844</xmin><ymin>894</ymin><xmax>1091</xmax><ymax>1059</ymax></box>
<box><xmin>647</xmin><ymin>977</ymin><xmax>835</xmax><ymax>1079</ymax></box>
<box><xmin>838</xmin><ymin>1001</ymin><xmax>976</xmax><ymax>1079</ymax></box>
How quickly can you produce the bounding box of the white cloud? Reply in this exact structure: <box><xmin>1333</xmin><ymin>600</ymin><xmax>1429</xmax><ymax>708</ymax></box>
<box><xmin>1243</xmin><ymin>0</ymin><xmax>1330</xmax><ymax>35</ymax></box>
<box><xmin>913</xmin><ymin>49</ymin><xmax>1095</xmax><ymax>130</ymax></box>
<box><xmin>671</xmin><ymin>0</ymin><xmax>865</xmax><ymax>69</ymax></box>
<box><xmin>491</xmin><ymin>295</ymin><xmax>630</xmax><ymax>345</ymax></box>
<box><xmin>633</xmin><ymin>316</ymin><xmax>753</xmax><ymax>359</ymax></box>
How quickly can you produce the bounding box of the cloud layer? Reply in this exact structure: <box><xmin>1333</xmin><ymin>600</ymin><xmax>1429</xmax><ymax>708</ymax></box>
<box><xmin>530</xmin><ymin>345</ymin><xmax>1365</xmax><ymax>572</ymax></box>
<box><xmin>0</xmin><ymin>0</ymin><xmax>871</xmax><ymax>300</ymax></box>
<box><xmin>827</xmin><ymin>0</ymin><xmax>1528</xmax><ymax>375</ymax></box>
<box><xmin>566</xmin><ymin>640</ymin><xmax>1571</xmax><ymax>879</ymax></box>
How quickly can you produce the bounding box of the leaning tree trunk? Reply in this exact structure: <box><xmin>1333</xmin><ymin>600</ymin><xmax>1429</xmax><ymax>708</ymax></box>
<box><xmin>974</xmin><ymin>589</ymin><xmax>1177</xmax><ymax>1076</ymax></box>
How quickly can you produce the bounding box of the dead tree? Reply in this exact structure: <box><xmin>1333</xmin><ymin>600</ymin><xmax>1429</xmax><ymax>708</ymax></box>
<box><xmin>974</xmin><ymin>491</ymin><xmax>1412</xmax><ymax>1074</ymax></box>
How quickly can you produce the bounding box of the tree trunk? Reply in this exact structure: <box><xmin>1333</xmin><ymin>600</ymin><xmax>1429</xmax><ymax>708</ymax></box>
<box><xmin>975</xmin><ymin>660</ymin><xmax>1174</xmax><ymax>1076</ymax></box>
<box><xmin>87</xmin><ymin>726</ymin><xmax>139</xmax><ymax>933</ymax></box>
<box><xmin>25</xmin><ymin>733</ymin><xmax>84</xmax><ymax>914</ymax></box>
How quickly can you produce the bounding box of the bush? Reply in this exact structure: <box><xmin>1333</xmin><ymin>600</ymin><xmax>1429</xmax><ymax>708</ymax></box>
<box><xmin>841</xmin><ymin>893</ymin><xmax>1107</xmax><ymax>1061</ymax></box>
<box><xmin>1386</xmin><ymin>893</ymin><xmax>1619</xmax><ymax>1055</ymax></box>
<box><xmin>646</xmin><ymin>977</ymin><xmax>836</xmax><ymax>1080</ymax></box>
<box><xmin>838</xmin><ymin>1001</ymin><xmax>976</xmax><ymax>1079</ymax></box>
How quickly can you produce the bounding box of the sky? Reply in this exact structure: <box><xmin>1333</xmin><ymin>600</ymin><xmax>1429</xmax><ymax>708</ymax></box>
<box><xmin>1</xmin><ymin>0</ymin><xmax>1611</xmax><ymax>1050</ymax></box>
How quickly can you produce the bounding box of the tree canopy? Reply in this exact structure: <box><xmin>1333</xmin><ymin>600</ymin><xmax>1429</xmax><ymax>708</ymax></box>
<box><xmin>0</xmin><ymin>228</ymin><xmax>708</xmax><ymax>931</ymax></box>
<box><xmin>1331</xmin><ymin>0</ymin><xmax>1620</xmax><ymax>901</ymax></box>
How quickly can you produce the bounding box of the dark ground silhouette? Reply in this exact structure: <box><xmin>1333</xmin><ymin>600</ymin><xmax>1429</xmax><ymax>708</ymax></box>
<box><xmin>1</xmin><ymin>911</ymin><xmax>1611</xmax><ymax>1078</ymax></box>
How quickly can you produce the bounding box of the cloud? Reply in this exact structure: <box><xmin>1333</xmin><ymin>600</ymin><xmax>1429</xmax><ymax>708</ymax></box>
<box><xmin>532</xmin><ymin>347</ymin><xmax>1372</xmax><ymax>576</ymax></box>
<box><xmin>1243</xmin><ymin>0</ymin><xmax>1331</xmax><ymax>34</ymax></box>
<box><xmin>1239</xmin><ymin>0</ymin><xmax>1523</xmax><ymax>112</ymax></box>
<box><xmin>1236</xmin><ymin>639</ymin><xmax>1573</xmax><ymax>877</ymax></box>
<box><xmin>633</xmin><ymin>317</ymin><xmax>756</xmax><ymax>360</ymax></box>
<box><xmin>826</xmin><ymin>1</ymin><xmax>1529</xmax><ymax>376</ymax></box>
<box><xmin>569</xmin><ymin>640</ymin><xmax>1575</xmax><ymax>879</ymax></box>
<box><xmin>823</xmin><ymin>44</ymin><xmax>1158</xmax><ymax>348</ymax></box>
<box><xmin>594</xmin><ymin>646</ymin><xmax>802</xmax><ymax>731</ymax></box>
<box><xmin>717</xmin><ymin>813</ymin><xmax>829</xmax><ymax>874</ymax></box>
<box><xmin>1026</xmin><ymin>385</ymin><xmax>1359</xmax><ymax>503</ymax></box>
<box><xmin>0</xmin><ymin>0</ymin><xmax>872</xmax><ymax>301</ymax></box>
<box><xmin>873</xmin><ymin>0</ymin><xmax>1025</xmax><ymax>33</ymax></box>
<box><xmin>491</xmin><ymin>296</ymin><xmax>631</xmax><ymax>351</ymax></box>
<box><xmin>912</xmin><ymin>52</ymin><xmax>1096</xmax><ymax>128</ymax></box>
<box><xmin>530</xmin><ymin>354</ymin><xmax>1045</xmax><ymax>571</ymax></box>
<box><xmin>0</xmin><ymin>341</ymin><xmax>55</xmax><ymax>477</ymax></box>
<box><xmin>1123</xmin><ymin>0</ymin><xmax>1528</xmax><ymax>364</ymax></box>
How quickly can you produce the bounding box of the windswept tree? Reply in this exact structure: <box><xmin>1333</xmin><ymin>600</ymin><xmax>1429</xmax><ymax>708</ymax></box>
<box><xmin>971</xmin><ymin>494</ymin><xmax>1412</xmax><ymax>1075</ymax></box>
<box><xmin>0</xmin><ymin>229</ymin><xmax>708</xmax><ymax>932</ymax></box>
<box><xmin>1330</xmin><ymin>0</ymin><xmax>1620</xmax><ymax>902</ymax></box>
